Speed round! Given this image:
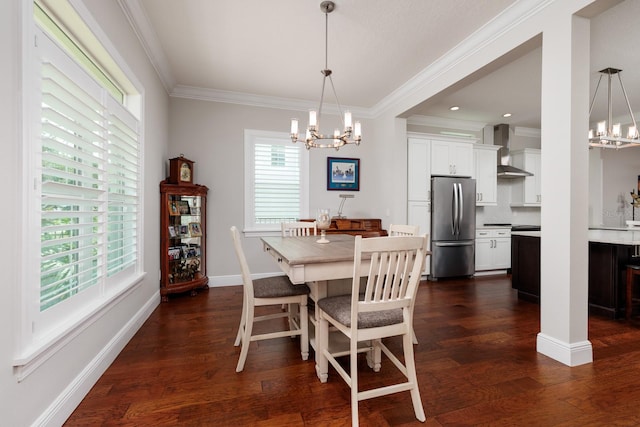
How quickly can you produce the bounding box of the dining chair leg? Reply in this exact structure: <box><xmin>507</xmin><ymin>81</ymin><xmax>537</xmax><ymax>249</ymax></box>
<box><xmin>403</xmin><ymin>332</ymin><xmax>426</xmax><ymax>421</ymax></box>
<box><xmin>316</xmin><ymin>312</ymin><xmax>329</xmax><ymax>383</ymax></box>
<box><xmin>234</xmin><ymin>293</ymin><xmax>247</xmax><ymax>347</ymax></box>
<box><xmin>235</xmin><ymin>307</ymin><xmax>254</xmax><ymax>373</ymax></box>
<box><xmin>350</xmin><ymin>337</ymin><xmax>360</xmax><ymax>427</ymax></box>
<box><xmin>300</xmin><ymin>300</ymin><xmax>309</xmax><ymax>361</ymax></box>
<box><xmin>366</xmin><ymin>340</ymin><xmax>382</xmax><ymax>372</ymax></box>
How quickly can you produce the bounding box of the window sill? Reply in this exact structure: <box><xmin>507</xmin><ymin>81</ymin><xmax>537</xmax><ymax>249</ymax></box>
<box><xmin>12</xmin><ymin>272</ymin><xmax>146</xmax><ymax>382</ymax></box>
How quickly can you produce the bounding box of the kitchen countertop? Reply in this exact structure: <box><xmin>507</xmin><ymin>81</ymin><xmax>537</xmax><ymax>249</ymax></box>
<box><xmin>511</xmin><ymin>229</ymin><xmax>640</xmax><ymax>245</ymax></box>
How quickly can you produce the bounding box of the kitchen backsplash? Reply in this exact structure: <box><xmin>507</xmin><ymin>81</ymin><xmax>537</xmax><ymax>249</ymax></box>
<box><xmin>476</xmin><ymin>181</ymin><xmax>541</xmax><ymax>226</ymax></box>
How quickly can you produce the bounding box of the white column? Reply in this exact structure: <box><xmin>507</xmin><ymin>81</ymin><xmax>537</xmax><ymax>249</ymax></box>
<box><xmin>537</xmin><ymin>14</ymin><xmax>592</xmax><ymax>366</ymax></box>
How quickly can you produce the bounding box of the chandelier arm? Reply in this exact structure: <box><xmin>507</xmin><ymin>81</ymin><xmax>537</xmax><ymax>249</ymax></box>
<box><xmin>589</xmin><ymin>74</ymin><xmax>603</xmax><ymax>116</ymax></box>
<box><xmin>617</xmin><ymin>72</ymin><xmax>639</xmax><ymax>131</ymax></box>
<box><xmin>317</xmin><ymin>73</ymin><xmax>328</xmax><ymax>129</ymax></box>
<box><xmin>327</xmin><ymin>75</ymin><xmax>346</xmax><ymax>128</ymax></box>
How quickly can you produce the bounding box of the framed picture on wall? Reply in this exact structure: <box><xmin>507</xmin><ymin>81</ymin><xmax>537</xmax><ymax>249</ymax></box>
<box><xmin>327</xmin><ymin>157</ymin><xmax>359</xmax><ymax>191</ymax></box>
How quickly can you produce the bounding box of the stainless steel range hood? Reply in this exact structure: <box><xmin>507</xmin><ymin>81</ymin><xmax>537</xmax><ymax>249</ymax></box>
<box><xmin>494</xmin><ymin>124</ymin><xmax>533</xmax><ymax>178</ymax></box>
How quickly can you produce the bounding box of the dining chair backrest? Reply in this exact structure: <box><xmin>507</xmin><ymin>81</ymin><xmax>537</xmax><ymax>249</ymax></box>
<box><xmin>281</xmin><ymin>221</ymin><xmax>318</xmax><ymax>237</ymax></box>
<box><xmin>388</xmin><ymin>223</ymin><xmax>419</xmax><ymax>236</ymax></box>
<box><xmin>352</xmin><ymin>234</ymin><xmax>427</xmax><ymax>322</ymax></box>
<box><xmin>230</xmin><ymin>226</ymin><xmax>255</xmax><ymax>302</ymax></box>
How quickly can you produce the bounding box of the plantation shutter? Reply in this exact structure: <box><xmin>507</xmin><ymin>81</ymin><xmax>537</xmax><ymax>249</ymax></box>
<box><xmin>106</xmin><ymin>99</ymin><xmax>139</xmax><ymax>276</ymax></box>
<box><xmin>39</xmin><ymin>47</ymin><xmax>140</xmax><ymax>312</ymax></box>
<box><xmin>253</xmin><ymin>141</ymin><xmax>302</xmax><ymax>224</ymax></box>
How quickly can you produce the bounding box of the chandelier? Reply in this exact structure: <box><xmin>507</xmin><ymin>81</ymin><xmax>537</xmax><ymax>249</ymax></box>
<box><xmin>589</xmin><ymin>67</ymin><xmax>640</xmax><ymax>149</ymax></box>
<box><xmin>290</xmin><ymin>1</ymin><xmax>361</xmax><ymax>150</ymax></box>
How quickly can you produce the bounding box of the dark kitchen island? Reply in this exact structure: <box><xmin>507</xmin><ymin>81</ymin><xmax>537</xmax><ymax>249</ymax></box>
<box><xmin>511</xmin><ymin>229</ymin><xmax>640</xmax><ymax>319</ymax></box>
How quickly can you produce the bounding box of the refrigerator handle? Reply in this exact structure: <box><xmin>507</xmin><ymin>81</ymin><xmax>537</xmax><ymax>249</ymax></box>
<box><xmin>452</xmin><ymin>182</ymin><xmax>458</xmax><ymax>235</ymax></box>
<box><xmin>457</xmin><ymin>182</ymin><xmax>463</xmax><ymax>235</ymax></box>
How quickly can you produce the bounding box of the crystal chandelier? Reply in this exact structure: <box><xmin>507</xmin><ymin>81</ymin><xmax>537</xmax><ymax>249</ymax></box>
<box><xmin>290</xmin><ymin>1</ymin><xmax>361</xmax><ymax>150</ymax></box>
<box><xmin>588</xmin><ymin>68</ymin><xmax>640</xmax><ymax>149</ymax></box>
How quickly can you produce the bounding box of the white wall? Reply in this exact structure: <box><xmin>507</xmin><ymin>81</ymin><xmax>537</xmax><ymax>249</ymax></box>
<box><xmin>1</xmin><ymin>1</ymin><xmax>170</xmax><ymax>425</ymax></box>
<box><xmin>167</xmin><ymin>97</ymin><xmax>394</xmax><ymax>280</ymax></box>
<box><xmin>600</xmin><ymin>148</ymin><xmax>640</xmax><ymax>227</ymax></box>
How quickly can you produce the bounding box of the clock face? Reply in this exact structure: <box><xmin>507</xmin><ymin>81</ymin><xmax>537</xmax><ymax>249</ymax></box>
<box><xmin>180</xmin><ymin>162</ymin><xmax>191</xmax><ymax>182</ymax></box>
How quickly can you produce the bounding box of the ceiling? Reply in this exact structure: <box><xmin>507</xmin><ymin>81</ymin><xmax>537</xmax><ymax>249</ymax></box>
<box><xmin>130</xmin><ymin>0</ymin><xmax>640</xmax><ymax>130</ymax></box>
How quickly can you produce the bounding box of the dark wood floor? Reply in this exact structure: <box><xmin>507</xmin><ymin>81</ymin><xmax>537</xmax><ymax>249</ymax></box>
<box><xmin>65</xmin><ymin>275</ymin><xmax>640</xmax><ymax>426</ymax></box>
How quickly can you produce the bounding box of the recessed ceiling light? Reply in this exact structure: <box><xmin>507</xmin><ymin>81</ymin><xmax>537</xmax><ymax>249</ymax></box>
<box><xmin>449</xmin><ymin>106</ymin><xmax>460</xmax><ymax>111</ymax></box>
<box><xmin>503</xmin><ymin>113</ymin><xmax>512</xmax><ymax>118</ymax></box>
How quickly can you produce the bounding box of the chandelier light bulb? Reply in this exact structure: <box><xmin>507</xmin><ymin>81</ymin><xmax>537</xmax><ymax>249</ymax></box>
<box><xmin>612</xmin><ymin>123</ymin><xmax>621</xmax><ymax>138</ymax></box>
<box><xmin>629</xmin><ymin>126</ymin><xmax>638</xmax><ymax>139</ymax></box>
<box><xmin>597</xmin><ymin>121</ymin><xmax>606</xmax><ymax>136</ymax></box>
<box><xmin>290</xmin><ymin>118</ymin><xmax>298</xmax><ymax>136</ymax></box>
<box><xmin>344</xmin><ymin>111</ymin><xmax>352</xmax><ymax>129</ymax></box>
<box><xmin>309</xmin><ymin>110</ymin><xmax>317</xmax><ymax>129</ymax></box>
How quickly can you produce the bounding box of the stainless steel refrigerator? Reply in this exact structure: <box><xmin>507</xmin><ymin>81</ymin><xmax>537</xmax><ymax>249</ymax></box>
<box><xmin>430</xmin><ymin>176</ymin><xmax>476</xmax><ymax>280</ymax></box>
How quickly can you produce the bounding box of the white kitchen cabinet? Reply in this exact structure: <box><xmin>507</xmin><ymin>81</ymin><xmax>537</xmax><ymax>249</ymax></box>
<box><xmin>510</xmin><ymin>148</ymin><xmax>541</xmax><ymax>207</ymax></box>
<box><xmin>472</xmin><ymin>144</ymin><xmax>500</xmax><ymax>206</ymax></box>
<box><xmin>407</xmin><ymin>201</ymin><xmax>431</xmax><ymax>275</ymax></box>
<box><xmin>407</xmin><ymin>137</ymin><xmax>431</xmax><ymax>202</ymax></box>
<box><xmin>430</xmin><ymin>140</ymin><xmax>473</xmax><ymax>177</ymax></box>
<box><xmin>475</xmin><ymin>228</ymin><xmax>511</xmax><ymax>271</ymax></box>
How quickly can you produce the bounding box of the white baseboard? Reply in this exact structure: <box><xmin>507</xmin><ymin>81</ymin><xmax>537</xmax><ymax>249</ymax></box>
<box><xmin>536</xmin><ymin>332</ymin><xmax>593</xmax><ymax>367</ymax></box>
<box><xmin>474</xmin><ymin>270</ymin><xmax>508</xmax><ymax>277</ymax></box>
<box><xmin>35</xmin><ymin>292</ymin><xmax>160</xmax><ymax>427</ymax></box>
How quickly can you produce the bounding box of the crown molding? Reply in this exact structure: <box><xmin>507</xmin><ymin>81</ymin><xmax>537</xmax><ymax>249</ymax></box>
<box><xmin>170</xmin><ymin>85</ymin><xmax>372</xmax><ymax>118</ymax></box>
<box><xmin>118</xmin><ymin>0</ymin><xmax>175</xmax><ymax>93</ymax></box>
<box><xmin>514</xmin><ymin>126</ymin><xmax>541</xmax><ymax>138</ymax></box>
<box><xmin>407</xmin><ymin>115</ymin><xmax>487</xmax><ymax>132</ymax></box>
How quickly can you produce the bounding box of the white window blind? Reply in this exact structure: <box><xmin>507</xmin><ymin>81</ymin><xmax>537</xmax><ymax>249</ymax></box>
<box><xmin>244</xmin><ymin>130</ymin><xmax>309</xmax><ymax>233</ymax></box>
<box><xmin>38</xmin><ymin>34</ymin><xmax>140</xmax><ymax>313</ymax></box>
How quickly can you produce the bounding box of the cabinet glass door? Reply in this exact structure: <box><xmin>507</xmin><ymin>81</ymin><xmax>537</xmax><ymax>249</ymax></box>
<box><xmin>167</xmin><ymin>194</ymin><xmax>204</xmax><ymax>284</ymax></box>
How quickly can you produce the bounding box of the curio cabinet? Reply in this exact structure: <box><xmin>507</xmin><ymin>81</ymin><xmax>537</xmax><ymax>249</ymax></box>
<box><xmin>160</xmin><ymin>156</ymin><xmax>208</xmax><ymax>301</ymax></box>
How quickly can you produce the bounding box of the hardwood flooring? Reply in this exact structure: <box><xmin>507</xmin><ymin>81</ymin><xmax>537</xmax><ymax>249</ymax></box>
<box><xmin>65</xmin><ymin>275</ymin><xmax>640</xmax><ymax>426</ymax></box>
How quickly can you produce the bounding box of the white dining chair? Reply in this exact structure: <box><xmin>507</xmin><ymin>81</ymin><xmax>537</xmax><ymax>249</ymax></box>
<box><xmin>316</xmin><ymin>234</ymin><xmax>428</xmax><ymax>426</ymax></box>
<box><xmin>389</xmin><ymin>223</ymin><xmax>420</xmax><ymax>236</ymax></box>
<box><xmin>230</xmin><ymin>226</ymin><xmax>310</xmax><ymax>372</ymax></box>
<box><xmin>281</xmin><ymin>221</ymin><xmax>318</xmax><ymax>237</ymax></box>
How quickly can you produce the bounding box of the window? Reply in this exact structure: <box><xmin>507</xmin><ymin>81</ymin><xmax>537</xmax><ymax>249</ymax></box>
<box><xmin>244</xmin><ymin>130</ymin><xmax>309</xmax><ymax>235</ymax></box>
<box><xmin>16</xmin><ymin>1</ymin><xmax>143</xmax><ymax>374</ymax></box>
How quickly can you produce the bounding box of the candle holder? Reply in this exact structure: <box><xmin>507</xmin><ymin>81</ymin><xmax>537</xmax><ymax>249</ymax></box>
<box><xmin>316</xmin><ymin>208</ymin><xmax>331</xmax><ymax>244</ymax></box>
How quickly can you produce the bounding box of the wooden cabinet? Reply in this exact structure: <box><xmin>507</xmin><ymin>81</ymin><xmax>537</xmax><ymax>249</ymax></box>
<box><xmin>407</xmin><ymin>201</ymin><xmax>431</xmax><ymax>275</ymax></box>
<box><xmin>407</xmin><ymin>136</ymin><xmax>432</xmax><ymax>276</ymax></box>
<box><xmin>472</xmin><ymin>145</ymin><xmax>500</xmax><ymax>206</ymax></box>
<box><xmin>430</xmin><ymin>139</ymin><xmax>473</xmax><ymax>177</ymax></box>
<box><xmin>512</xmin><ymin>234</ymin><xmax>635</xmax><ymax>318</ymax></box>
<box><xmin>301</xmin><ymin>218</ymin><xmax>387</xmax><ymax>237</ymax></box>
<box><xmin>475</xmin><ymin>228</ymin><xmax>511</xmax><ymax>271</ymax></box>
<box><xmin>407</xmin><ymin>138</ymin><xmax>431</xmax><ymax>202</ymax></box>
<box><xmin>511</xmin><ymin>148</ymin><xmax>541</xmax><ymax>207</ymax></box>
<box><xmin>511</xmin><ymin>234</ymin><xmax>540</xmax><ymax>302</ymax></box>
<box><xmin>160</xmin><ymin>180</ymin><xmax>209</xmax><ymax>301</ymax></box>
<box><xmin>588</xmin><ymin>242</ymin><xmax>633</xmax><ymax>318</ymax></box>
